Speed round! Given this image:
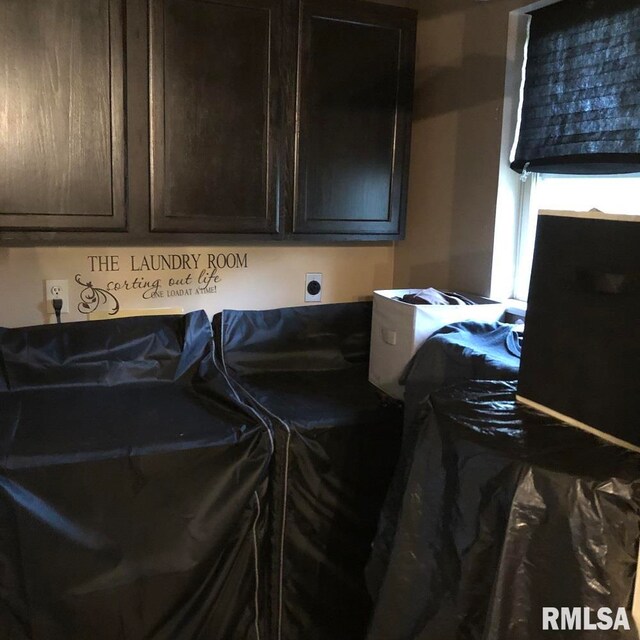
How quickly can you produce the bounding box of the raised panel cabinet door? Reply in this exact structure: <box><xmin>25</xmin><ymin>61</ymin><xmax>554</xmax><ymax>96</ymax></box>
<box><xmin>294</xmin><ymin>0</ymin><xmax>415</xmax><ymax>238</ymax></box>
<box><xmin>0</xmin><ymin>0</ymin><xmax>126</xmax><ymax>231</ymax></box>
<box><xmin>150</xmin><ymin>0</ymin><xmax>283</xmax><ymax>234</ymax></box>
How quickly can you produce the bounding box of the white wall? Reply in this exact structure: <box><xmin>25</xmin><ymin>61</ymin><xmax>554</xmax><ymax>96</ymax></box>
<box><xmin>0</xmin><ymin>245</ymin><xmax>394</xmax><ymax>327</ymax></box>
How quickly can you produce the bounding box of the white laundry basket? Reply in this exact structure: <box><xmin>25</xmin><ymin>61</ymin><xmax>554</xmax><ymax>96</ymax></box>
<box><xmin>369</xmin><ymin>289</ymin><xmax>505</xmax><ymax>399</ymax></box>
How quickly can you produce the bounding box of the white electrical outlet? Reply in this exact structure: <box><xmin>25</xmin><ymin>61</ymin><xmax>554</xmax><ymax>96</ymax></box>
<box><xmin>45</xmin><ymin>279</ymin><xmax>70</xmax><ymax>314</ymax></box>
<box><xmin>305</xmin><ymin>273</ymin><xmax>322</xmax><ymax>303</ymax></box>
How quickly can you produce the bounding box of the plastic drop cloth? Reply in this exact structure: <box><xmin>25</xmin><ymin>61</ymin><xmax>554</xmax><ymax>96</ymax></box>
<box><xmin>215</xmin><ymin>302</ymin><xmax>403</xmax><ymax>640</ymax></box>
<box><xmin>0</xmin><ymin>311</ymin><xmax>272</xmax><ymax>640</ymax></box>
<box><xmin>367</xmin><ymin>379</ymin><xmax>640</xmax><ymax>640</ymax></box>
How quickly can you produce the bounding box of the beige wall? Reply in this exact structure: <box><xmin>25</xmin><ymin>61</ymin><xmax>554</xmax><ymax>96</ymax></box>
<box><xmin>395</xmin><ymin>0</ymin><xmax>531</xmax><ymax>296</ymax></box>
<box><xmin>0</xmin><ymin>245</ymin><xmax>394</xmax><ymax>327</ymax></box>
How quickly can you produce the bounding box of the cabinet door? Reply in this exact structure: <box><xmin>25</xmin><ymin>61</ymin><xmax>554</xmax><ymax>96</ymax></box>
<box><xmin>294</xmin><ymin>0</ymin><xmax>415</xmax><ymax>238</ymax></box>
<box><xmin>0</xmin><ymin>0</ymin><xmax>126</xmax><ymax>231</ymax></box>
<box><xmin>150</xmin><ymin>0</ymin><xmax>282</xmax><ymax>234</ymax></box>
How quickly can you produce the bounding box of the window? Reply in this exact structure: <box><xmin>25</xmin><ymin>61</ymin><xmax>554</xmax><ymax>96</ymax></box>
<box><xmin>511</xmin><ymin>0</ymin><xmax>640</xmax><ymax>176</ymax></box>
<box><xmin>494</xmin><ymin>0</ymin><xmax>640</xmax><ymax>303</ymax></box>
<box><xmin>512</xmin><ymin>173</ymin><xmax>640</xmax><ymax>301</ymax></box>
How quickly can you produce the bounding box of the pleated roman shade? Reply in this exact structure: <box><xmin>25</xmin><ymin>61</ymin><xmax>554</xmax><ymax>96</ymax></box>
<box><xmin>511</xmin><ymin>0</ymin><xmax>640</xmax><ymax>175</ymax></box>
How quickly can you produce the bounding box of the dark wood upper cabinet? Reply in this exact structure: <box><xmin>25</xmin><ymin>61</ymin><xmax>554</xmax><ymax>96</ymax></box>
<box><xmin>149</xmin><ymin>0</ymin><xmax>283</xmax><ymax>234</ymax></box>
<box><xmin>0</xmin><ymin>0</ymin><xmax>126</xmax><ymax>231</ymax></box>
<box><xmin>293</xmin><ymin>0</ymin><xmax>416</xmax><ymax>238</ymax></box>
<box><xmin>0</xmin><ymin>0</ymin><xmax>415</xmax><ymax>244</ymax></box>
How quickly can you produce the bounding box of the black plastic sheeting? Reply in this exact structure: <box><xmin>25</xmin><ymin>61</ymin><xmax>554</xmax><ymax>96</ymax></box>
<box><xmin>215</xmin><ymin>302</ymin><xmax>403</xmax><ymax>640</ymax></box>
<box><xmin>399</xmin><ymin>321</ymin><xmax>522</xmax><ymax>479</ymax></box>
<box><xmin>368</xmin><ymin>321</ymin><xmax>523</xmax><ymax>601</ymax></box>
<box><xmin>367</xmin><ymin>379</ymin><xmax>640</xmax><ymax>640</ymax></box>
<box><xmin>0</xmin><ymin>311</ymin><xmax>272</xmax><ymax>640</ymax></box>
<box><xmin>10</xmin><ymin>307</ymin><xmax>632</xmax><ymax>640</ymax></box>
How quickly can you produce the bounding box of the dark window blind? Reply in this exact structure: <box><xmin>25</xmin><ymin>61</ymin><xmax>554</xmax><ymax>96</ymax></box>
<box><xmin>511</xmin><ymin>0</ymin><xmax>640</xmax><ymax>175</ymax></box>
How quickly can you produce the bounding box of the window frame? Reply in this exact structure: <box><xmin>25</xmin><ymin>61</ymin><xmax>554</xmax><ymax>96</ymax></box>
<box><xmin>513</xmin><ymin>172</ymin><xmax>640</xmax><ymax>301</ymax></box>
<box><xmin>492</xmin><ymin>0</ymin><xmax>640</xmax><ymax>304</ymax></box>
